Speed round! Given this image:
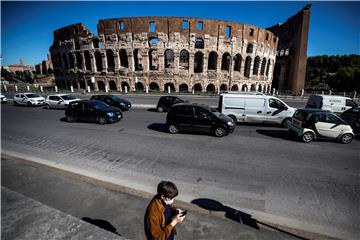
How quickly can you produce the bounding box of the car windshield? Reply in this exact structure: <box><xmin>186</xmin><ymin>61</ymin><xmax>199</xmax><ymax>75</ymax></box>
<box><xmin>293</xmin><ymin>110</ymin><xmax>307</xmax><ymax>121</ymax></box>
<box><xmin>93</xmin><ymin>101</ymin><xmax>109</xmax><ymax>110</ymax></box>
<box><xmin>209</xmin><ymin>107</ymin><xmax>222</xmax><ymax>117</ymax></box>
<box><xmin>109</xmin><ymin>95</ymin><xmax>122</xmax><ymax>101</ymax></box>
<box><xmin>25</xmin><ymin>94</ymin><xmax>40</xmax><ymax>98</ymax></box>
<box><xmin>61</xmin><ymin>95</ymin><xmax>78</xmax><ymax>100</ymax></box>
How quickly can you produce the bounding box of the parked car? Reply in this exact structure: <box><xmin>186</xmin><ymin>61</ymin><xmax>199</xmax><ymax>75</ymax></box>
<box><xmin>340</xmin><ymin>107</ymin><xmax>360</xmax><ymax>134</ymax></box>
<box><xmin>306</xmin><ymin>95</ymin><xmax>358</xmax><ymax>113</ymax></box>
<box><xmin>166</xmin><ymin>103</ymin><xmax>235</xmax><ymax>137</ymax></box>
<box><xmin>288</xmin><ymin>108</ymin><xmax>354</xmax><ymax>143</ymax></box>
<box><xmin>13</xmin><ymin>93</ymin><xmax>45</xmax><ymax>106</ymax></box>
<box><xmin>90</xmin><ymin>94</ymin><xmax>131</xmax><ymax>111</ymax></box>
<box><xmin>1</xmin><ymin>94</ymin><xmax>7</xmax><ymax>104</ymax></box>
<box><xmin>218</xmin><ymin>91</ymin><xmax>296</xmax><ymax>127</ymax></box>
<box><xmin>46</xmin><ymin>94</ymin><xmax>80</xmax><ymax>109</ymax></box>
<box><xmin>157</xmin><ymin>96</ymin><xmax>188</xmax><ymax>112</ymax></box>
<box><xmin>65</xmin><ymin>100</ymin><xmax>122</xmax><ymax>124</ymax></box>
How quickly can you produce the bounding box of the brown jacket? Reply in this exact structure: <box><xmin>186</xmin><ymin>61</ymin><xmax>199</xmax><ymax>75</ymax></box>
<box><xmin>144</xmin><ymin>196</ymin><xmax>177</xmax><ymax>240</ymax></box>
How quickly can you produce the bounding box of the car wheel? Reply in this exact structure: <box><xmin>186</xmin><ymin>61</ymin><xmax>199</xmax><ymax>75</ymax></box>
<box><xmin>157</xmin><ymin>106</ymin><xmax>164</xmax><ymax>112</ymax></box>
<box><xmin>45</xmin><ymin>104</ymin><xmax>51</xmax><ymax>109</ymax></box>
<box><xmin>301</xmin><ymin>132</ymin><xmax>314</xmax><ymax>143</ymax></box>
<box><xmin>340</xmin><ymin>133</ymin><xmax>353</xmax><ymax>144</ymax></box>
<box><xmin>229</xmin><ymin>115</ymin><xmax>237</xmax><ymax>124</ymax></box>
<box><xmin>214</xmin><ymin>126</ymin><xmax>227</xmax><ymax>137</ymax></box>
<box><xmin>169</xmin><ymin>125</ymin><xmax>179</xmax><ymax>134</ymax></box>
<box><xmin>282</xmin><ymin>118</ymin><xmax>291</xmax><ymax>128</ymax></box>
<box><xmin>13</xmin><ymin>101</ymin><xmax>18</xmax><ymax>106</ymax></box>
<box><xmin>98</xmin><ymin>117</ymin><xmax>107</xmax><ymax>125</ymax></box>
<box><xmin>67</xmin><ymin>115</ymin><xmax>76</xmax><ymax>123</ymax></box>
<box><xmin>27</xmin><ymin>102</ymin><xmax>32</xmax><ymax>107</ymax></box>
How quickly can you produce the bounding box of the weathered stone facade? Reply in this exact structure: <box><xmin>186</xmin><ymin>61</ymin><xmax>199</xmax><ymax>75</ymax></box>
<box><xmin>50</xmin><ymin>17</ymin><xmax>278</xmax><ymax>93</ymax></box>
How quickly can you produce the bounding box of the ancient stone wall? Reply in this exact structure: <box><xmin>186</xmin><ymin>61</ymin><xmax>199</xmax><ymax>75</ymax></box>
<box><xmin>50</xmin><ymin>17</ymin><xmax>278</xmax><ymax>93</ymax></box>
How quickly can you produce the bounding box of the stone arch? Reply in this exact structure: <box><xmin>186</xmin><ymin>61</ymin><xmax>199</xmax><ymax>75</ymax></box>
<box><xmin>164</xmin><ymin>49</ymin><xmax>175</xmax><ymax>68</ymax></box>
<box><xmin>208</xmin><ymin>51</ymin><xmax>218</xmax><ymax>70</ymax></box>
<box><xmin>220</xmin><ymin>84</ymin><xmax>228</xmax><ymax>91</ymax></box>
<box><xmin>195</xmin><ymin>37</ymin><xmax>204</xmax><ymax>49</ymax></box>
<box><xmin>97</xmin><ymin>81</ymin><xmax>106</xmax><ymax>91</ymax></box>
<box><xmin>164</xmin><ymin>82</ymin><xmax>176</xmax><ymax>92</ymax></box>
<box><xmin>109</xmin><ymin>80</ymin><xmax>117</xmax><ymax>91</ymax></box>
<box><xmin>79</xmin><ymin>80</ymin><xmax>86</xmax><ymax>89</ymax></box>
<box><xmin>134</xmin><ymin>49</ymin><xmax>142</xmax><ymax>71</ymax></box>
<box><xmin>194</xmin><ymin>52</ymin><xmax>204</xmax><ymax>73</ymax></box>
<box><xmin>244</xmin><ymin>56</ymin><xmax>252</xmax><ymax>78</ymax></box>
<box><xmin>250</xmin><ymin>84</ymin><xmax>256</xmax><ymax>91</ymax></box>
<box><xmin>242</xmin><ymin>84</ymin><xmax>248</xmax><ymax>91</ymax></box>
<box><xmin>76</xmin><ymin>52</ymin><xmax>83</xmax><ymax>69</ymax></box>
<box><xmin>149</xmin><ymin>49</ymin><xmax>159</xmax><ymax>70</ymax></box>
<box><xmin>121</xmin><ymin>81</ymin><xmax>130</xmax><ymax>91</ymax></box>
<box><xmin>260</xmin><ymin>58</ymin><xmax>267</xmax><ymax>75</ymax></box>
<box><xmin>179</xmin><ymin>49</ymin><xmax>189</xmax><ymax>70</ymax></box>
<box><xmin>193</xmin><ymin>83</ymin><xmax>202</xmax><ymax>92</ymax></box>
<box><xmin>148</xmin><ymin>37</ymin><xmax>158</xmax><ymax>47</ymax></box>
<box><xmin>119</xmin><ymin>49</ymin><xmax>129</xmax><ymax>68</ymax></box>
<box><xmin>84</xmin><ymin>51</ymin><xmax>92</xmax><ymax>71</ymax></box>
<box><xmin>62</xmin><ymin>54</ymin><xmax>68</xmax><ymax>70</ymax></box>
<box><xmin>221</xmin><ymin>52</ymin><xmax>231</xmax><ymax>71</ymax></box>
<box><xmin>246</xmin><ymin>43</ymin><xmax>253</xmax><ymax>54</ymax></box>
<box><xmin>87</xmin><ymin>80</ymin><xmax>94</xmax><ymax>90</ymax></box>
<box><xmin>231</xmin><ymin>84</ymin><xmax>238</xmax><ymax>91</ymax></box>
<box><xmin>233</xmin><ymin>54</ymin><xmax>241</xmax><ymax>71</ymax></box>
<box><xmin>94</xmin><ymin>51</ymin><xmax>103</xmax><ymax>72</ymax></box>
<box><xmin>179</xmin><ymin>83</ymin><xmax>189</xmax><ymax>92</ymax></box>
<box><xmin>206</xmin><ymin>84</ymin><xmax>216</xmax><ymax>93</ymax></box>
<box><xmin>149</xmin><ymin>82</ymin><xmax>160</xmax><ymax>91</ymax></box>
<box><xmin>68</xmin><ymin>53</ymin><xmax>75</xmax><ymax>69</ymax></box>
<box><xmin>253</xmin><ymin>56</ymin><xmax>260</xmax><ymax>75</ymax></box>
<box><xmin>135</xmin><ymin>82</ymin><xmax>144</xmax><ymax>91</ymax></box>
<box><xmin>258</xmin><ymin>84</ymin><xmax>262</xmax><ymax>92</ymax></box>
<box><xmin>106</xmin><ymin>49</ymin><xmax>115</xmax><ymax>72</ymax></box>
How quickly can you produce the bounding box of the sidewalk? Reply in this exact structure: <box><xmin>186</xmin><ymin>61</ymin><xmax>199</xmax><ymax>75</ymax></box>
<box><xmin>1</xmin><ymin>155</ymin><xmax>304</xmax><ymax>240</ymax></box>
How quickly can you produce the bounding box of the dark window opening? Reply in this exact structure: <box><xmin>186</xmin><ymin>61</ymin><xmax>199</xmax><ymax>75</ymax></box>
<box><xmin>149</xmin><ymin>21</ymin><xmax>155</xmax><ymax>32</ymax></box>
<box><xmin>179</xmin><ymin>49</ymin><xmax>189</xmax><ymax>70</ymax></box>
<box><xmin>84</xmin><ymin>51</ymin><xmax>91</xmax><ymax>71</ymax></box>
<box><xmin>266</xmin><ymin>33</ymin><xmax>269</xmax><ymax>41</ymax></box>
<box><xmin>119</xmin><ymin>49</ymin><xmax>128</xmax><ymax>68</ymax></box>
<box><xmin>182</xmin><ymin>20</ymin><xmax>188</xmax><ymax>30</ymax></box>
<box><xmin>119</xmin><ymin>20</ymin><xmax>124</xmax><ymax>30</ymax></box>
<box><xmin>253</xmin><ymin>56</ymin><xmax>260</xmax><ymax>75</ymax></box>
<box><xmin>246</xmin><ymin>44</ymin><xmax>253</xmax><ymax>54</ymax></box>
<box><xmin>94</xmin><ymin>51</ymin><xmax>103</xmax><ymax>72</ymax></box>
<box><xmin>148</xmin><ymin>37</ymin><xmax>158</xmax><ymax>46</ymax></box>
<box><xmin>134</xmin><ymin>49</ymin><xmax>143</xmax><ymax>71</ymax></box>
<box><xmin>106</xmin><ymin>49</ymin><xmax>115</xmax><ymax>72</ymax></box>
<box><xmin>244</xmin><ymin>56</ymin><xmax>251</xmax><ymax>78</ymax></box>
<box><xmin>233</xmin><ymin>54</ymin><xmax>241</xmax><ymax>71</ymax></box>
<box><xmin>76</xmin><ymin>52</ymin><xmax>82</xmax><ymax>69</ymax></box>
<box><xmin>250</xmin><ymin>29</ymin><xmax>254</xmax><ymax>36</ymax></box>
<box><xmin>195</xmin><ymin>37</ymin><xmax>204</xmax><ymax>49</ymax></box>
<box><xmin>208</xmin><ymin>52</ymin><xmax>218</xmax><ymax>70</ymax></box>
<box><xmin>260</xmin><ymin>58</ymin><xmax>266</xmax><ymax>75</ymax></box>
<box><xmin>164</xmin><ymin>49</ymin><xmax>175</xmax><ymax>68</ymax></box>
<box><xmin>226</xmin><ymin>26</ymin><xmax>231</xmax><ymax>38</ymax></box>
<box><xmin>266</xmin><ymin>60</ymin><xmax>271</xmax><ymax>76</ymax></box>
<box><xmin>221</xmin><ymin>53</ymin><xmax>231</xmax><ymax>71</ymax></box>
<box><xmin>149</xmin><ymin>49</ymin><xmax>159</xmax><ymax>71</ymax></box>
<box><xmin>198</xmin><ymin>21</ymin><xmax>203</xmax><ymax>30</ymax></box>
<box><xmin>194</xmin><ymin>52</ymin><xmax>204</xmax><ymax>73</ymax></box>
<box><xmin>93</xmin><ymin>39</ymin><xmax>99</xmax><ymax>49</ymax></box>
<box><xmin>75</xmin><ymin>41</ymin><xmax>80</xmax><ymax>50</ymax></box>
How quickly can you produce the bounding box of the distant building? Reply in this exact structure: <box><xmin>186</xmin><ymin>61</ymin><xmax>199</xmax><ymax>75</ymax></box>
<box><xmin>6</xmin><ymin>59</ymin><xmax>34</xmax><ymax>73</ymax></box>
<box><xmin>35</xmin><ymin>53</ymin><xmax>53</xmax><ymax>75</ymax></box>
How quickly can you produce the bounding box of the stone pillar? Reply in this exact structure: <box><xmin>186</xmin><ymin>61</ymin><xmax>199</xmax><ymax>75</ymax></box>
<box><xmin>90</xmin><ymin>53</ymin><xmax>96</xmax><ymax>73</ymax></box>
<box><xmin>128</xmin><ymin>51</ymin><xmax>135</xmax><ymax>72</ymax></box>
<box><xmin>102</xmin><ymin>51</ymin><xmax>107</xmax><ymax>73</ymax></box>
<box><xmin>189</xmin><ymin>53</ymin><xmax>195</xmax><ymax>74</ymax></box>
<box><xmin>72</xmin><ymin>52</ymin><xmax>77</xmax><ymax>70</ymax></box>
<box><xmin>203</xmin><ymin>55</ymin><xmax>208</xmax><ymax>72</ymax></box>
<box><xmin>240</xmin><ymin>58</ymin><xmax>245</xmax><ymax>78</ymax></box>
<box><xmin>81</xmin><ymin>52</ymin><xmax>86</xmax><ymax>71</ymax></box>
<box><xmin>114</xmin><ymin>51</ymin><xmax>120</xmax><ymax>72</ymax></box>
<box><xmin>55</xmin><ymin>85</ymin><xmax>58</xmax><ymax>93</ymax></box>
<box><xmin>174</xmin><ymin>52</ymin><xmax>180</xmax><ymax>74</ymax></box>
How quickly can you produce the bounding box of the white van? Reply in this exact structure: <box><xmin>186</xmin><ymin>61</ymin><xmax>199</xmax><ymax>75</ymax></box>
<box><xmin>218</xmin><ymin>92</ymin><xmax>296</xmax><ymax>127</ymax></box>
<box><xmin>306</xmin><ymin>95</ymin><xmax>358</xmax><ymax>113</ymax></box>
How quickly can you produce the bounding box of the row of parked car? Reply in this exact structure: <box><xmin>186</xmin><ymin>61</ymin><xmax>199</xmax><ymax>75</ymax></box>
<box><xmin>157</xmin><ymin>93</ymin><xmax>359</xmax><ymax>143</ymax></box>
<box><xmin>5</xmin><ymin>92</ymin><xmax>359</xmax><ymax>143</ymax></box>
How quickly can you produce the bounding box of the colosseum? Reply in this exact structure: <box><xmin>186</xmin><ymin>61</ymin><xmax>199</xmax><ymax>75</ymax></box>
<box><xmin>50</xmin><ymin>5</ymin><xmax>310</xmax><ymax>94</ymax></box>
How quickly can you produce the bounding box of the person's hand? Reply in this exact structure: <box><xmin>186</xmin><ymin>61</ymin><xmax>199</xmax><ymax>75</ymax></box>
<box><xmin>171</xmin><ymin>212</ymin><xmax>185</xmax><ymax>226</ymax></box>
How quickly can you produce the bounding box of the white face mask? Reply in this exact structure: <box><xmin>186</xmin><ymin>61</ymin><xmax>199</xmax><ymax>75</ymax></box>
<box><xmin>164</xmin><ymin>198</ymin><xmax>174</xmax><ymax>205</ymax></box>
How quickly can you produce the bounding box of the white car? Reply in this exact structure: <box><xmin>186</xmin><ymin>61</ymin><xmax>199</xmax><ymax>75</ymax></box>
<box><xmin>288</xmin><ymin>108</ymin><xmax>354</xmax><ymax>144</ymax></box>
<box><xmin>45</xmin><ymin>94</ymin><xmax>81</xmax><ymax>109</ymax></box>
<box><xmin>13</xmin><ymin>93</ymin><xmax>45</xmax><ymax>106</ymax></box>
<box><xmin>1</xmin><ymin>94</ymin><xmax>7</xmax><ymax>103</ymax></box>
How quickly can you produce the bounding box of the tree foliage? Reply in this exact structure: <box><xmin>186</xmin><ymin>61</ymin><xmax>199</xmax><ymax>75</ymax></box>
<box><xmin>306</xmin><ymin>55</ymin><xmax>360</xmax><ymax>91</ymax></box>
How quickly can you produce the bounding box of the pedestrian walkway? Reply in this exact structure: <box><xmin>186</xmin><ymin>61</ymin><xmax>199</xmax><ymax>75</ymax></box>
<box><xmin>1</xmin><ymin>156</ymin><xmax>304</xmax><ymax>240</ymax></box>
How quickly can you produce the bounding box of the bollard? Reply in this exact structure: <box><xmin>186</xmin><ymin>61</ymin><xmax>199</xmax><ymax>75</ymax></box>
<box><xmin>70</xmin><ymin>86</ymin><xmax>74</xmax><ymax>93</ymax></box>
<box><xmin>354</xmin><ymin>91</ymin><xmax>357</xmax><ymax>99</ymax></box>
<box><xmin>301</xmin><ymin>89</ymin><xmax>304</xmax><ymax>97</ymax></box>
<box><xmin>217</xmin><ymin>87</ymin><xmax>220</xmax><ymax>95</ymax></box>
<box><xmin>87</xmin><ymin>86</ymin><xmax>91</xmax><ymax>93</ymax></box>
<box><xmin>322</xmin><ymin>91</ymin><xmax>324</xmax><ymax>95</ymax></box>
<box><xmin>272</xmin><ymin>88</ymin><xmax>275</xmax><ymax>96</ymax></box>
<box><xmin>55</xmin><ymin>85</ymin><xmax>58</xmax><ymax>93</ymax></box>
<box><xmin>105</xmin><ymin>86</ymin><xmax>109</xmax><ymax>93</ymax></box>
<box><xmin>4</xmin><ymin>85</ymin><xmax>7</xmax><ymax>92</ymax></box>
<box><xmin>168</xmin><ymin>86</ymin><xmax>170</xmax><ymax>94</ymax></box>
<box><xmin>125</xmin><ymin>86</ymin><xmax>128</xmax><ymax>93</ymax></box>
<box><xmin>329</xmin><ymin>90</ymin><xmax>332</xmax><ymax>95</ymax></box>
<box><xmin>15</xmin><ymin>85</ymin><xmax>18</xmax><ymax>92</ymax></box>
<box><xmin>27</xmin><ymin>85</ymin><xmax>30</xmax><ymax>91</ymax></box>
<box><xmin>344</xmin><ymin>92</ymin><xmax>346</xmax><ymax>97</ymax></box>
<box><xmin>40</xmin><ymin>86</ymin><xmax>43</xmax><ymax>92</ymax></box>
<box><xmin>192</xmin><ymin>88</ymin><xmax>195</xmax><ymax>94</ymax></box>
<box><xmin>146</xmin><ymin>86</ymin><xmax>149</xmax><ymax>94</ymax></box>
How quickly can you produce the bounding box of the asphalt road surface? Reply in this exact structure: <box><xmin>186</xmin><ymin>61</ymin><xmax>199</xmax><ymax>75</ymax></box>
<box><xmin>1</xmin><ymin>97</ymin><xmax>359</xmax><ymax>240</ymax></box>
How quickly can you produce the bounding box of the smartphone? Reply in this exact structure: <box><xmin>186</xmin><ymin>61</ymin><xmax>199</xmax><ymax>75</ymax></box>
<box><xmin>180</xmin><ymin>210</ymin><xmax>187</xmax><ymax>216</ymax></box>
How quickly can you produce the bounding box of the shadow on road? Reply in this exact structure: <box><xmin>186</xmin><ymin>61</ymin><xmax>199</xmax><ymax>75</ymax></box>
<box><xmin>82</xmin><ymin>217</ymin><xmax>121</xmax><ymax>236</ymax></box>
<box><xmin>256</xmin><ymin>129</ymin><xmax>296</xmax><ymax>141</ymax></box>
<box><xmin>147</xmin><ymin>123</ymin><xmax>169</xmax><ymax>133</ymax></box>
<box><xmin>147</xmin><ymin>108</ymin><xmax>159</xmax><ymax>112</ymax></box>
<box><xmin>191</xmin><ymin>198</ymin><xmax>309</xmax><ymax>240</ymax></box>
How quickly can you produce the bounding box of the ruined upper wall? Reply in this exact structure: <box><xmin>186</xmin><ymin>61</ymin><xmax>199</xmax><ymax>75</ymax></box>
<box><xmin>53</xmin><ymin>23</ymin><xmax>93</xmax><ymax>43</ymax></box>
<box><xmin>97</xmin><ymin>17</ymin><xmax>277</xmax><ymax>48</ymax></box>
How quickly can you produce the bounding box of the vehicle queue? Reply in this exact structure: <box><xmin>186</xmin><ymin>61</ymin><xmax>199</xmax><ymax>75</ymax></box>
<box><xmin>4</xmin><ymin>91</ymin><xmax>359</xmax><ymax>143</ymax></box>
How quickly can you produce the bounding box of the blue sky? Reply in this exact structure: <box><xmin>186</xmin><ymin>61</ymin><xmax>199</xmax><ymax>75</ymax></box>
<box><xmin>1</xmin><ymin>1</ymin><xmax>359</xmax><ymax>66</ymax></box>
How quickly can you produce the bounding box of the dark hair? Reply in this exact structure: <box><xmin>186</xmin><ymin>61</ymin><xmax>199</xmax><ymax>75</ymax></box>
<box><xmin>157</xmin><ymin>181</ymin><xmax>178</xmax><ymax>199</ymax></box>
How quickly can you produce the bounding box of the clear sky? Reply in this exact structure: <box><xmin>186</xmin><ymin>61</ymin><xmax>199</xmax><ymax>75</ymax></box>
<box><xmin>1</xmin><ymin>1</ymin><xmax>359</xmax><ymax>66</ymax></box>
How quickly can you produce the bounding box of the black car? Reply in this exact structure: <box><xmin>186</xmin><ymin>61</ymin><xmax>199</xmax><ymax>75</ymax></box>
<box><xmin>166</xmin><ymin>103</ymin><xmax>235</xmax><ymax>137</ymax></box>
<box><xmin>341</xmin><ymin>107</ymin><xmax>360</xmax><ymax>134</ymax></box>
<box><xmin>90</xmin><ymin>94</ymin><xmax>131</xmax><ymax>111</ymax></box>
<box><xmin>157</xmin><ymin>96</ymin><xmax>187</xmax><ymax>112</ymax></box>
<box><xmin>65</xmin><ymin>100</ymin><xmax>122</xmax><ymax>124</ymax></box>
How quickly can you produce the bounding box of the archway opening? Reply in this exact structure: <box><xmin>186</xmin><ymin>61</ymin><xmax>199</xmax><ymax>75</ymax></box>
<box><xmin>149</xmin><ymin>82</ymin><xmax>160</xmax><ymax>92</ymax></box>
<box><xmin>231</xmin><ymin>85</ymin><xmax>238</xmax><ymax>91</ymax></box>
<box><xmin>206</xmin><ymin>84</ymin><xmax>216</xmax><ymax>93</ymax></box>
<box><xmin>109</xmin><ymin>80</ymin><xmax>117</xmax><ymax>91</ymax></box>
<box><xmin>97</xmin><ymin>81</ymin><xmax>106</xmax><ymax>91</ymax></box>
<box><xmin>220</xmin><ymin>84</ymin><xmax>227</xmax><ymax>92</ymax></box>
<box><xmin>179</xmin><ymin>84</ymin><xmax>189</xmax><ymax>93</ymax></box>
<box><xmin>135</xmin><ymin>82</ymin><xmax>144</xmax><ymax>91</ymax></box>
<box><xmin>193</xmin><ymin>83</ymin><xmax>202</xmax><ymax>93</ymax></box>
<box><xmin>164</xmin><ymin>83</ymin><xmax>175</xmax><ymax>92</ymax></box>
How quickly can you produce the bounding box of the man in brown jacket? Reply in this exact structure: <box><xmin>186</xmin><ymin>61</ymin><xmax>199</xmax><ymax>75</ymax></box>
<box><xmin>144</xmin><ymin>181</ymin><xmax>186</xmax><ymax>240</ymax></box>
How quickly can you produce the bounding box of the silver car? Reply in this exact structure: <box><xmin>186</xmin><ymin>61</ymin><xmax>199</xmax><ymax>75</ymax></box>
<box><xmin>45</xmin><ymin>94</ymin><xmax>80</xmax><ymax>109</ymax></box>
<box><xmin>13</xmin><ymin>93</ymin><xmax>45</xmax><ymax>106</ymax></box>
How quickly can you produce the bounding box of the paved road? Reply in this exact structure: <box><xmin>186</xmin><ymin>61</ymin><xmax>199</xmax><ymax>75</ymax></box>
<box><xmin>1</xmin><ymin>100</ymin><xmax>359</xmax><ymax>240</ymax></box>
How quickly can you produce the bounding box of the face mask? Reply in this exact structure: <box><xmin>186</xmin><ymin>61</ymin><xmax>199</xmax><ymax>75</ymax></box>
<box><xmin>164</xmin><ymin>198</ymin><xmax>174</xmax><ymax>205</ymax></box>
